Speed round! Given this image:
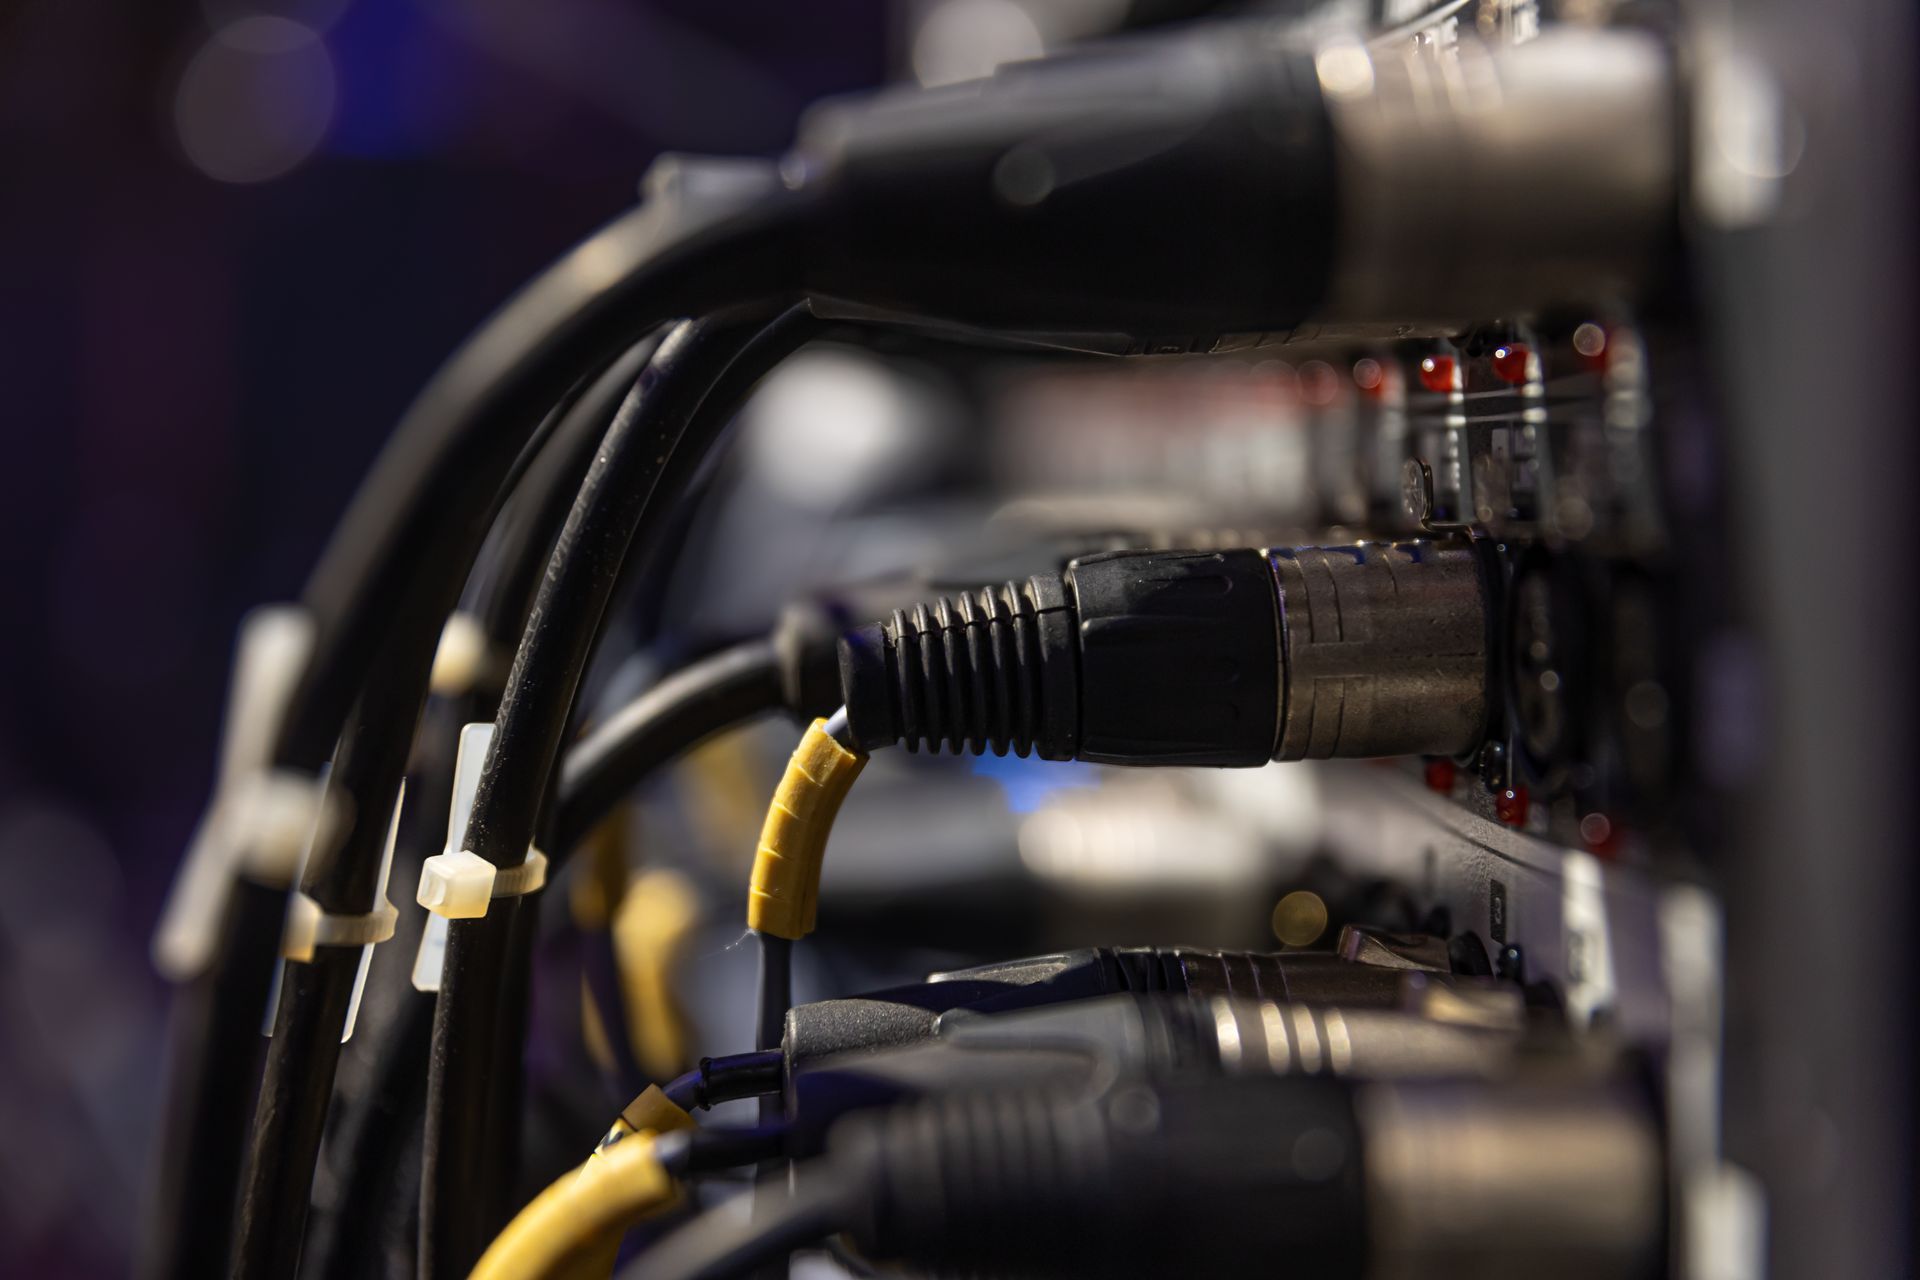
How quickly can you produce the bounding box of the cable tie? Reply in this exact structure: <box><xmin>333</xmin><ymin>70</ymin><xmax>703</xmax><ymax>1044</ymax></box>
<box><xmin>153</xmin><ymin>607</ymin><xmax>316</xmax><ymax>980</ymax></box>
<box><xmin>264</xmin><ymin>779</ymin><xmax>404</xmax><ymax>1042</ymax></box>
<box><xmin>411</xmin><ymin>724</ymin><xmax>547</xmax><ymax>990</ymax></box>
<box><xmin>428</xmin><ymin>612</ymin><xmax>493</xmax><ymax>698</ymax></box>
<box><xmin>281</xmin><ymin>894</ymin><xmax>398</xmax><ymax>963</ymax></box>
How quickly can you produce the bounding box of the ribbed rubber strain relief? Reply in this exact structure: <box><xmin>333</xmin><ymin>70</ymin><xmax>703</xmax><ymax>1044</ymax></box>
<box><xmin>837</xmin><ymin>549</ymin><xmax>1282</xmax><ymax>765</ymax></box>
<box><xmin>839</xmin><ymin>574</ymin><xmax>1080</xmax><ymax>758</ymax></box>
<box><xmin>832</xmin><ymin>1077</ymin><xmax>1368</xmax><ymax>1279</ymax></box>
<box><xmin>834</xmin><ymin>1090</ymin><xmax>1115</xmax><ymax>1276</ymax></box>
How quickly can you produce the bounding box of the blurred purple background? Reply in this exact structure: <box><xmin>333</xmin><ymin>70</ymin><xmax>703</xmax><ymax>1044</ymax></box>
<box><xmin>0</xmin><ymin>3</ymin><xmax>882</xmax><ymax>1273</ymax></box>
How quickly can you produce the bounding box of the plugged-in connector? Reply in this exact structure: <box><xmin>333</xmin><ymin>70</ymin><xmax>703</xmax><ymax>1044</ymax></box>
<box><xmin>838</xmin><ymin>541</ymin><xmax>1489</xmax><ymax>766</ymax></box>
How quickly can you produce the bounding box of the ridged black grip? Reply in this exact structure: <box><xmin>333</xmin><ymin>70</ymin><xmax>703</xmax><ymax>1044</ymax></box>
<box><xmin>839</xmin><ymin>574</ymin><xmax>1080</xmax><ymax>759</ymax></box>
<box><xmin>837</xmin><ymin>549</ymin><xmax>1282</xmax><ymax>766</ymax></box>
<box><xmin>831</xmin><ymin>1076</ymin><xmax>1366</xmax><ymax>1279</ymax></box>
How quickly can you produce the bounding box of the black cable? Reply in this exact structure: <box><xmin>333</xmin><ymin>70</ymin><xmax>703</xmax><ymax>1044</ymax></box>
<box><xmin>233</xmin><ymin>672</ymin><xmax>417</xmax><ymax>1280</ymax></box>
<box><xmin>301</xmin><ymin>338</ymin><xmax>667</xmax><ymax>1280</ymax></box>
<box><xmin>748</xmin><ymin>931</ymin><xmax>794</xmax><ymax>1280</ymax></box>
<box><xmin>188</xmin><ymin>174</ymin><xmax>803</xmax><ymax>1279</ymax></box>
<box><xmin>474</xmin><ymin>333</ymin><xmax>671</xmax><ymax>652</ymax></box>
<box><xmin>138</xmin><ymin>878</ymin><xmax>284</xmax><ymax>1280</ymax></box>
<box><xmin>653</xmin><ymin>1124</ymin><xmax>791</xmax><ymax>1177</ymax></box>
<box><xmin>554</xmin><ymin>640</ymin><xmax>783</xmax><ymax>855</ymax></box>
<box><xmin>617</xmin><ymin>1175</ymin><xmax>849</xmax><ymax>1280</ymax></box>
<box><xmin>421</xmin><ymin>305</ymin><xmax>819</xmax><ymax>1280</ymax></box>
<box><xmin>275</xmin><ymin>172</ymin><xmax>807</xmax><ymax>775</ymax></box>
<box><xmin>753</xmin><ymin>935</ymin><xmax>792</xmax><ymax>1060</ymax></box>
<box><xmin>235</xmin><ymin>313</ymin><xmax>718</xmax><ymax>1279</ymax></box>
<box><xmin>151</xmin><ymin>339</ymin><xmax>652</xmax><ymax>1280</ymax></box>
<box><xmin>661</xmin><ymin>1050</ymin><xmax>786</xmax><ymax>1112</ymax></box>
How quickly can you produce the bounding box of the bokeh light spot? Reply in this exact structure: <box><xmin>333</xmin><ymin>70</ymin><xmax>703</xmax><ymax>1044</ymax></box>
<box><xmin>175</xmin><ymin>16</ymin><xmax>336</xmax><ymax>184</ymax></box>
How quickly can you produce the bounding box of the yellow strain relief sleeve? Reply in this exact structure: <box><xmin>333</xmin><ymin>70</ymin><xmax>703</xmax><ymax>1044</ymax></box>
<box><xmin>617</xmin><ymin>1084</ymin><xmax>697</xmax><ymax>1139</ymax></box>
<box><xmin>470</xmin><ymin>1132</ymin><xmax>678</xmax><ymax>1280</ymax></box>
<box><xmin>747</xmin><ymin>719</ymin><xmax>868</xmax><ymax>940</ymax></box>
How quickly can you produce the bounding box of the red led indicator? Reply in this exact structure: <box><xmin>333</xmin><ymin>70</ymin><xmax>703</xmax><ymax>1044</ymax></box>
<box><xmin>1495</xmin><ymin>785</ymin><xmax>1530</xmax><ymax>827</ymax></box>
<box><xmin>1418</xmin><ymin>355</ymin><xmax>1455</xmax><ymax>394</ymax></box>
<box><xmin>1491</xmin><ymin>343</ymin><xmax>1530</xmax><ymax>385</ymax></box>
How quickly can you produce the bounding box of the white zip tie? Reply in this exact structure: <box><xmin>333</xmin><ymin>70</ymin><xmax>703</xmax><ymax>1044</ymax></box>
<box><xmin>411</xmin><ymin>725</ymin><xmax>549</xmax><ymax>992</ymax></box>
<box><xmin>428</xmin><ymin>612</ymin><xmax>493</xmax><ymax>698</ymax></box>
<box><xmin>282</xmin><ymin>895</ymin><xmax>399</xmax><ymax>962</ymax></box>
<box><xmin>154</xmin><ymin>607</ymin><xmax>315</xmax><ymax>981</ymax></box>
<box><xmin>266</xmin><ymin>779</ymin><xmax>404</xmax><ymax>1043</ymax></box>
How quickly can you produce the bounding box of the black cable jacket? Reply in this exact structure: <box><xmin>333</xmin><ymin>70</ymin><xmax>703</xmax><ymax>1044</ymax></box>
<box><xmin>275</xmin><ymin>180</ymin><xmax>806</xmax><ymax>775</ymax></box>
<box><xmin>421</xmin><ymin>305</ymin><xmax>818</xmax><ymax>1280</ymax></box>
<box><xmin>751</xmin><ymin>931</ymin><xmax>794</xmax><ymax>1273</ymax></box>
<box><xmin>656</xmin><ymin>1124</ymin><xmax>790</xmax><ymax>1175</ymax></box>
<box><xmin>233</xmin><ymin>945</ymin><xmax>362</xmax><ymax>1279</ymax></box>
<box><xmin>138</xmin><ymin>878</ymin><xmax>284</xmax><ymax>1280</ymax></box>
<box><xmin>467</xmin><ymin>339</ymin><xmax>670</xmax><ymax>1235</ymax></box>
<box><xmin>304</xmin><ymin>336</ymin><xmax>662</xmax><ymax>1279</ymax></box>
<box><xmin>554</xmin><ymin>640</ymin><xmax>782</xmax><ymax>854</ymax></box>
<box><xmin>418</xmin><ymin>321</ymin><xmax>743</xmax><ymax>1280</ymax></box>
<box><xmin>143</xmin><ymin>369</ymin><xmax>602</xmax><ymax>1280</ymax></box>
<box><xmin>315</xmin><ymin>323</ymin><xmax>782</xmax><ymax>1280</ymax></box>
<box><xmin>420</xmin><ymin>902</ymin><xmax>520</xmax><ymax>1280</ymax></box>
<box><xmin>304</xmin><ymin>680</ymin><xmax>472</xmax><ymax>1280</ymax></box>
<box><xmin>482</xmin><ymin>884</ymin><xmax>540</xmax><ymax>1229</ymax></box>
<box><xmin>476</xmin><ymin>333</ymin><xmax>669</xmax><ymax>650</ymax></box>
<box><xmin>618</xmin><ymin>1176</ymin><xmax>849</xmax><ymax>1280</ymax></box>
<box><xmin>754</xmin><ymin>934</ymin><xmax>791</xmax><ymax>1058</ymax></box>
<box><xmin>309</xmin><ymin>981</ymin><xmax>433</xmax><ymax>1280</ymax></box>
<box><xmin>232</xmin><ymin>659</ymin><xmax>422</xmax><ymax>1279</ymax></box>
<box><xmin>661</xmin><ymin>1050</ymin><xmax>786</xmax><ymax>1112</ymax></box>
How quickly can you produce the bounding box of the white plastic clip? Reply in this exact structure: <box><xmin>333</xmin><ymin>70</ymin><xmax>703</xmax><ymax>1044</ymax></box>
<box><xmin>416</xmin><ymin>847</ymin><xmax>549</xmax><ymax>919</ymax></box>
<box><xmin>266</xmin><ymin>779</ymin><xmax>404</xmax><ymax>1043</ymax></box>
<box><xmin>411</xmin><ymin>725</ymin><xmax>548</xmax><ymax>991</ymax></box>
<box><xmin>282</xmin><ymin>894</ymin><xmax>399</xmax><ymax>963</ymax></box>
<box><xmin>428</xmin><ymin>613</ymin><xmax>492</xmax><ymax>698</ymax></box>
<box><xmin>155</xmin><ymin>607</ymin><xmax>316</xmax><ymax>981</ymax></box>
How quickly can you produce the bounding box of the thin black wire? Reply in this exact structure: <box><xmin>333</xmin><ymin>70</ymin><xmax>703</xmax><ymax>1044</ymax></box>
<box><xmin>420</xmin><ymin>305</ymin><xmax>820</xmax><ymax>1280</ymax></box>
<box><xmin>754</xmin><ymin>934</ymin><xmax>793</xmax><ymax>1059</ymax></box>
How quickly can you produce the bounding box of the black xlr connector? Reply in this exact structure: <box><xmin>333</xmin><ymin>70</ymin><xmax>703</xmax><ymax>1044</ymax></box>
<box><xmin>837</xmin><ymin>541</ymin><xmax>1490</xmax><ymax>766</ymax></box>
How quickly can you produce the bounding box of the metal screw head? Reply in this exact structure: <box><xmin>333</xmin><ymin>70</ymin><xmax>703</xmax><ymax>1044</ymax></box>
<box><xmin>1402</xmin><ymin>457</ymin><xmax>1436</xmax><ymax>526</ymax></box>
